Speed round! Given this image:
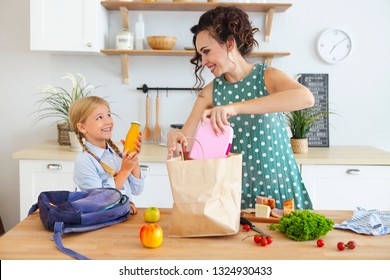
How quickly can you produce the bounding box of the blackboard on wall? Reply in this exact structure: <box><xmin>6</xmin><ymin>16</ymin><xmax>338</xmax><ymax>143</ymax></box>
<box><xmin>298</xmin><ymin>74</ymin><xmax>329</xmax><ymax>147</ymax></box>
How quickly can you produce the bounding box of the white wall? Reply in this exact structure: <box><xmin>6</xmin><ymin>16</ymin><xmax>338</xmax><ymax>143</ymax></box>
<box><xmin>0</xmin><ymin>0</ymin><xmax>389</xmax><ymax>232</ymax></box>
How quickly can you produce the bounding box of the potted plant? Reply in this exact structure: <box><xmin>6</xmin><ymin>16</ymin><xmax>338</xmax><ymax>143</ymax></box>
<box><xmin>285</xmin><ymin>106</ymin><xmax>330</xmax><ymax>154</ymax></box>
<box><xmin>34</xmin><ymin>73</ymin><xmax>95</xmax><ymax>148</ymax></box>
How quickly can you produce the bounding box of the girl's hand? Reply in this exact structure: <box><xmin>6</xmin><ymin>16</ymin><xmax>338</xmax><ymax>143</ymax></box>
<box><xmin>120</xmin><ymin>133</ymin><xmax>143</xmax><ymax>155</ymax></box>
<box><xmin>120</xmin><ymin>151</ymin><xmax>139</xmax><ymax>175</ymax></box>
<box><xmin>167</xmin><ymin>129</ymin><xmax>187</xmax><ymax>159</ymax></box>
<box><xmin>120</xmin><ymin>133</ymin><xmax>142</xmax><ymax>176</ymax></box>
<box><xmin>201</xmin><ymin>105</ymin><xmax>236</xmax><ymax>135</ymax></box>
<box><xmin>134</xmin><ymin>133</ymin><xmax>143</xmax><ymax>154</ymax></box>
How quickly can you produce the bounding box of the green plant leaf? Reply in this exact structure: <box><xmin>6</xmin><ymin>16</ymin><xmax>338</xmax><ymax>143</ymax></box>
<box><xmin>286</xmin><ymin>105</ymin><xmax>332</xmax><ymax>138</ymax></box>
<box><xmin>33</xmin><ymin>73</ymin><xmax>95</xmax><ymax>128</ymax></box>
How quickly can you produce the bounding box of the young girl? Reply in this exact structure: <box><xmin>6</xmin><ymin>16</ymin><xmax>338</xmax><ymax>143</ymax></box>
<box><xmin>69</xmin><ymin>96</ymin><xmax>145</xmax><ymax>213</ymax></box>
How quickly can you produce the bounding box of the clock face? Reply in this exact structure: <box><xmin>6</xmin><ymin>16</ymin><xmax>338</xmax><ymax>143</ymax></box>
<box><xmin>316</xmin><ymin>29</ymin><xmax>352</xmax><ymax>64</ymax></box>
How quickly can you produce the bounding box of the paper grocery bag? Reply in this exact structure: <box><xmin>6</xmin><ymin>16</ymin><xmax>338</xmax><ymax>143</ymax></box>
<box><xmin>166</xmin><ymin>153</ymin><xmax>242</xmax><ymax>237</ymax></box>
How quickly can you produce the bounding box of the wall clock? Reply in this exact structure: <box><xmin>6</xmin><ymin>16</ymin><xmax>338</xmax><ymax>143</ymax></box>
<box><xmin>316</xmin><ymin>29</ymin><xmax>352</xmax><ymax>64</ymax></box>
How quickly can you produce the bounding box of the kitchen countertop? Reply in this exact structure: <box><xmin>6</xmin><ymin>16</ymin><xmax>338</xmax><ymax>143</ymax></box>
<box><xmin>0</xmin><ymin>209</ymin><xmax>389</xmax><ymax>260</ymax></box>
<box><xmin>294</xmin><ymin>146</ymin><xmax>390</xmax><ymax>165</ymax></box>
<box><xmin>12</xmin><ymin>141</ymin><xmax>390</xmax><ymax>165</ymax></box>
<box><xmin>12</xmin><ymin>141</ymin><xmax>168</xmax><ymax>163</ymax></box>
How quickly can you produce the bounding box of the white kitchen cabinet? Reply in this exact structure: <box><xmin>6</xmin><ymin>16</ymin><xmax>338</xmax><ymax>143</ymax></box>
<box><xmin>19</xmin><ymin>159</ymin><xmax>77</xmax><ymax>221</ymax></box>
<box><xmin>301</xmin><ymin>165</ymin><xmax>390</xmax><ymax>211</ymax></box>
<box><xmin>30</xmin><ymin>0</ymin><xmax>108</xmax><ymax>52</ymax></box>
<box><xmin>132</xmin><ymin>162</ymin><xmax>173</xmax><ymax>209</ymax></box>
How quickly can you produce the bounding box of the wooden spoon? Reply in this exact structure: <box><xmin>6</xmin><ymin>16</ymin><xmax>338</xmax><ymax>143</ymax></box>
<box><xmin>153</xmin><ymin>92</ymin><xmax>162</xmax><ymax>143</ymax></box>
<box><xmin>142</xmin><ymin>92</ymin><xmax>152</xmax><ymax>141</ymax></box>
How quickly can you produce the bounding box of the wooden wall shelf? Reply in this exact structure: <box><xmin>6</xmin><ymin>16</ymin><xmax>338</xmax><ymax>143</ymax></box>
<box><xmin>101</xmin><ymin>2</ymin><xmax>292</xmax><ymax>41</ymax></box>
<box><xmin>101</xmin><ymin>2</ymin><xmax>292</xmax><ymax>13</ymax></box>
<box><xmin>101</xmin><ymin>49</ymin><xmax>290</xmax><ymax>58</ymax></box>
<box><xmin>100</xmin><ymin>2</ymin><xmax>292</xmax><ymax>83</ymax></box>
<box><xmin>101</xmin><ymin>49</ymin><xmax>290</xmax><ymax>84</ymax></box>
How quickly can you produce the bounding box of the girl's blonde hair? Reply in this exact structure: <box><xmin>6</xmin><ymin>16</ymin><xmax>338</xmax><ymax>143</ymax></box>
<box><xmin>69</xmin><ymin>96</ymin><xmax>121</xmax><ymax>177</ymax></box>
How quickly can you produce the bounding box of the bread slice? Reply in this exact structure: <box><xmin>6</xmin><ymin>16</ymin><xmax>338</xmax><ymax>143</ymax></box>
<box><xmin>255</xmin><ymin>196</ymin><xmax>276</xmax><ymax>209</ymax></box>
<box><xmin>283</xmin><ymin>198</ymin><xmax>294</xmax><ymax>215</ymax></box>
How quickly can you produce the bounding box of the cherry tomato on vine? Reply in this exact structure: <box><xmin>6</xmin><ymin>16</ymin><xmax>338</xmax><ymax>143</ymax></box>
<box><xmin>346</xmin><ymin>241</ymin><xmax>356</xmax><ymax>249</ymax></box>
<box><xmin>337</xmin><ymin>242</ymin><xmax>345</xmax><ymax>251</ymax></box>
<box><xmin>317</xmin><ymin>239</ymin><xmax>325</xmax><ymax>247</ymax></box>
<box><xmin>265</xmin><ymin>236</ymin><xmax>273</xmax><ymax>245</ymax></box>
<box><xmin>254</xmin><ymin>235</ymin><xmax>263</xmax><ymax>244</ymax></box>
<box><xmin>260</xmin><ymin>238</ymin><xmax>268</xmax><ymax>246</ymax></box>
<box><xmin>242</xmin><ymin>224</ymin><xmax>251</xmax><ymax>232</ymax></box>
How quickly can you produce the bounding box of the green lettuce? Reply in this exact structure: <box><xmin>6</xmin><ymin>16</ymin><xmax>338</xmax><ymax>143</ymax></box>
<box><xmin>269</xmin><ymin>210</ymin><xmax>334</xmax><ymax>241</ymax></box>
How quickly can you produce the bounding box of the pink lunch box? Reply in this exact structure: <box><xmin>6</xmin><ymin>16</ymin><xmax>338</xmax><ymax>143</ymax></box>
<box><xmin>188</xmin><ymin>118</ymin><xmax>233</xmax><ymax>160</ymax></box>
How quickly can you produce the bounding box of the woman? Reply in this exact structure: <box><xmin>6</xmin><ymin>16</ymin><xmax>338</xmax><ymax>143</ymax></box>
<box><xmin>168</xmin><ymin>6</ymin><xmax>315</xmax><ymax>210</ymax></box>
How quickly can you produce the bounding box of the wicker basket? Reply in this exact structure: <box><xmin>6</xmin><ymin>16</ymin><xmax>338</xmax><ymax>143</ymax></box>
<box><xmin>57</xmin><ymin>122</ymin><xmax>71</xmax><ymax>146</ymax></box>
<box><xmin>290</xmin><ymin>138</ymin><xmax>308</xmax><ymax>154</ymax></box>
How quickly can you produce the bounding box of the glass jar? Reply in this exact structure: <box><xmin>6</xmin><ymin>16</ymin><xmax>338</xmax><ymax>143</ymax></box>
<box><xmin>116</xmin><ymin>30</ymin><xmax>134</xmax><ymax>50</ymax></box>
<box><xmin>124</xmin><ymin>121</ymin><xmax>141</xmax><ymax>155</ymax></box>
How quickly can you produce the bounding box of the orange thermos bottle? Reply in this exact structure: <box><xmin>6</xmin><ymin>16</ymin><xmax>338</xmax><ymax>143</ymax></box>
<box><xmin>123</xmin><ymin>121</ymin><xmax>141</xmax><ymax>156</ymax></box>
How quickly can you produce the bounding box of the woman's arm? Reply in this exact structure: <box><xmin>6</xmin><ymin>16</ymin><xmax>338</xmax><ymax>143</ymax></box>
<box><xmin>202</xmin><ymin>67</ymin><xmax>315</xmax><ymax>132</ymax></box>
<box><xmin>167</xmin><ymin>82</ymin><xmax>214</xmax><ymax>158</ymax></box>
<box><xmin>237</xmin><ymin>67</ymin><xmax>314</xmax><ymax>114</ymax></box>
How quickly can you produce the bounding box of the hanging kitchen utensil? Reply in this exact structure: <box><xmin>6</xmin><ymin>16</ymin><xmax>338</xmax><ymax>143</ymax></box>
<box><xmin>153</xmin><ymin>90</ymin><xmax>162</xmax><ymax>143</ymax></box>
<box><xmin>142</xmin><ymin>92</ymin><xmax>152</xmax><ymax>141</ymax></box>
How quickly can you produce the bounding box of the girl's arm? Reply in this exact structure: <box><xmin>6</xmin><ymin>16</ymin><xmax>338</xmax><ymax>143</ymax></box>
<box><xmin>74</xmin><ymin>154</ymin><xmax>110</xmax><ymax>190</ymax></box>
<box><xmin>116</xmin><ymin>135</ymin><xmax>143</xmax><ymax>189</ymax></box>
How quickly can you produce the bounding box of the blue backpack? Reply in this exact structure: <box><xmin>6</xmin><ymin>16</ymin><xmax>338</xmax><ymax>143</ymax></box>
<box><xmin>28</xmin><ymin>188</ymin><xmax>132</xmax><ymax>260</ymax></box>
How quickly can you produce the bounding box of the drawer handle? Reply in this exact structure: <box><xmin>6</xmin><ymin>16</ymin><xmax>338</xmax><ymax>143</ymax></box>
<box><xmin>346</xmin><ymin>169</ymin><xmax>361</xmax><ymax>175</ymax></box>
<box><xmin>140</xmin><ymin>164</ymin><xmax>150</xmax><ymax>171</ymax></box>
<box><xmin>47</xmin><ymin>164</ymin><xmax>62</xmax><ymax>170</ymax></box>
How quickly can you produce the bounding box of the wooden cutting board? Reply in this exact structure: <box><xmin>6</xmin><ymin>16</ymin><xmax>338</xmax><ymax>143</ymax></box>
<box><xmin>240</xmin><ymin>209</ymin><xmax>280</xmax><ymax>224</ymax></box>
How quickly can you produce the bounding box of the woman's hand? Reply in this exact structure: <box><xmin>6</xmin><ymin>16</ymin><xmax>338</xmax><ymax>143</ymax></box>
<box><xmin>167</xmin><ymin>129</ymin><xmax>187</xmax><ymax>159</ymax></box>
<box><xmin>201</xmin><ymin>105</ymin><xmax>237</xmax><ymax>135</ymax></box>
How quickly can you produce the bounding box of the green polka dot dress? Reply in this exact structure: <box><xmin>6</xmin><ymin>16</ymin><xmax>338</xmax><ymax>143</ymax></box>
<box><xmin>212</xmin><ymin>63</ymin><xmax>313</xmax><ymax>210</ymax></box>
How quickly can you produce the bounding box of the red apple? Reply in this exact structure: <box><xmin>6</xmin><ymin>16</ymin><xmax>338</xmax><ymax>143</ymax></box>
<box><xmin>139</xmin><ymin>223</ymin><xmax>163</xmax><ymax>248</ymax></box>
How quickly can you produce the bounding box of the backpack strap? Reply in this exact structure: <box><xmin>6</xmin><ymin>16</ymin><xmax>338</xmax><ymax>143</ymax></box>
<box><xmin>52</xmin><ymin>222</ymin><xmax>90</xmax><ymax>260</ymax></box>
<box><xmin>28</xmin><ymin>203</ymin><xmax>38</xmax><ymax>216</ymax></box>
<box><xmin>130</xmin><ymin>201</ymin><xmax>138</xmax><ymax>215</ymax></box>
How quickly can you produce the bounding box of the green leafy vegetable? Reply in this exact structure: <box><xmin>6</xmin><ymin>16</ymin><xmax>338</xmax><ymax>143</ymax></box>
<box><xmin>269</xmin><ymin>210</ymin><xmax>334</xmax><ymax>241</ymax></box>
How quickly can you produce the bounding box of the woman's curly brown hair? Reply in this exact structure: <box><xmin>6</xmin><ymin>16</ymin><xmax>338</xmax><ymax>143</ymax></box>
<box><xmin>190</xmin><ymin>6</ymin><xmax>259</xmax><ymax>89</ymax></box>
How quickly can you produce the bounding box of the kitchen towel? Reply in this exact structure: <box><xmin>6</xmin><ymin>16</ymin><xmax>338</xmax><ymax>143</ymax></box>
<box><xmin>333</xmin><ymin>207</ymin><xmax>390</xmax><ymax>235</ymax></box>
<box><xmin>166</xmin><ymin>153</ymin><xmax>242</xmax><ymax>237</ymax></box>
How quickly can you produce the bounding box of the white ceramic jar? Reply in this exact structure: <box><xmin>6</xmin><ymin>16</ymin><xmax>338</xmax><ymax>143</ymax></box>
<box><xmin>116</xmin><ymin>30</ymin><xmax>134</xmax><ymax>50</ymax></box>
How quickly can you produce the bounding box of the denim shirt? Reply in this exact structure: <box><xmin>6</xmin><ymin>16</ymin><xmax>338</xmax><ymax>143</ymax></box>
<box><xmin>73</xmin><ymin>141</ymin><xmax>145</xmax><ymax>201</ymax></box>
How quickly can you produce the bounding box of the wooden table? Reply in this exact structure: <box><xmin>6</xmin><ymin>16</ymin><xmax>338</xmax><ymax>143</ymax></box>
<box><xmin>0</xmin><ymin>209</ymin><xmax>389</xmax><ymax>260</ymax></box>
